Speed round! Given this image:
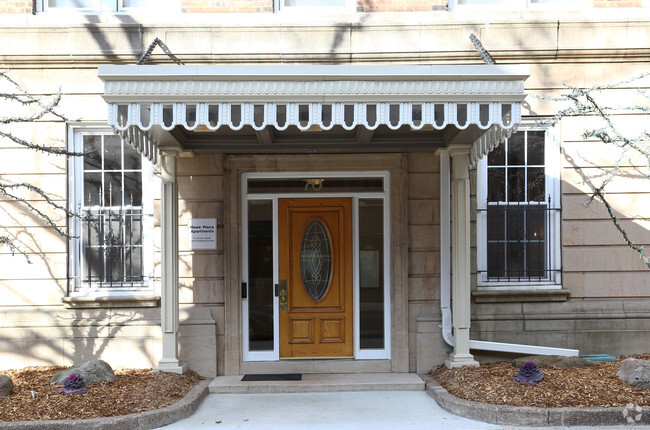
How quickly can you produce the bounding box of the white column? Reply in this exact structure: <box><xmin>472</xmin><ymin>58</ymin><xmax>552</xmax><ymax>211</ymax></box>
<box><xmin>154</xmin><ymin>149</ymin><xmax>188</xmax><ymax>374</ymax></box>
<box><xmin>445</xmin><ymin>146</ymin><xmax>479</xmax><ymax>369</ymax></box>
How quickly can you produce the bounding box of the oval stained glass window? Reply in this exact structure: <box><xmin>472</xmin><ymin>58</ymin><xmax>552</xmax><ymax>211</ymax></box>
<box><xmin>300</xmin><ymin>219</ymin><xmax>332</xmax><ymax>301</ymax></box>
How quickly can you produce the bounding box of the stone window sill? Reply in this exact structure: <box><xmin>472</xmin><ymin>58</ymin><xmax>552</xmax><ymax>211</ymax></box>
<box><xmin>62</xmin><ymin>295</ymin><xmax>161</xmax><ymax>309</ymax></box>
<box><xmin>472</xmin><ymin>288</ymin><xmax>570</xmax><ymax>303</ymax></box>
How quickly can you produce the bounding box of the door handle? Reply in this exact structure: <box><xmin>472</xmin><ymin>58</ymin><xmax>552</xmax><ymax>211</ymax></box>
<box><xmin>241</xmin><ymin>282</ymin><xmax>247</xmax><ymax>299</ymax></box>
<box><xmin>279</xmin><ymin>280</ymin><xmax>288</xmax><ymax>310</ymax></box>
<box><xmin>274</xmin><ymin>283</ymin><xmax>279</xmax><ymax>297</ymax></box>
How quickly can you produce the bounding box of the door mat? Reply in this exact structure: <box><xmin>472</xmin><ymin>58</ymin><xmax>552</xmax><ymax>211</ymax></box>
<box><xmin>241</xmin><ymin>374</ymin><xmax>302</xmax><ymax>382</ymax></box>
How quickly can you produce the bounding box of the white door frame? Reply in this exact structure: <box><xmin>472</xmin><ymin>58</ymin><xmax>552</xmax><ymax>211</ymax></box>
<box><xmin>241</xmin><ymin>171</ymin><xmax>391</xmax><ymax>362</ymax></box>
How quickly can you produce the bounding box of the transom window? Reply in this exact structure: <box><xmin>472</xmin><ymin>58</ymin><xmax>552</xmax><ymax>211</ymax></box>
<box><xmin>477</xmin><ymin>129</ymin><xmax>561</xmax><ymax>285</ymax></box>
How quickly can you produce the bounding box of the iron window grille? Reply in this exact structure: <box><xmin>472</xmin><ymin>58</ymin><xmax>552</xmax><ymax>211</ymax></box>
<box><xmin>477</xmin><ymin>197</ymin><xmax>561</xmax><ymax>282</ymax></box>
<box><xmin>82</xmin><ymin>206</ymin><xmax>151</xmax><ymax>288</ymax></box>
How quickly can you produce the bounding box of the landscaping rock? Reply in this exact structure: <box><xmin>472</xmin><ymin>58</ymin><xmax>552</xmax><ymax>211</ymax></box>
<box><xmin>50</xmin><ymin>359</ymin><xmax>116</xmax><ymax>386</ymax></box>
<box><xmin>0</xmin><ymin>375</ymin><xmax>13</xmax><ymax>397</ymax></box>
<box><xmin>617</xmin><ymin>358</ymin><xmax>650</xmax><ymax>389</ymax></box>
<box><xmin>512</xmin><ymin>355</ymin><xmax>596</xmax><ymax>369</ymax></box>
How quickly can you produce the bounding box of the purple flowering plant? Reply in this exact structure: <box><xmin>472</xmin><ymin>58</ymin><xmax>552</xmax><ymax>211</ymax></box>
<box><xmin>59</xmin><ymin>373</ymin><xmax>88</xmax><ymax>395</ymax></box>
<box><xmin>513</xmin><ymin>361</ymin><xmax>544</xmax><ymax>386</ymax></box>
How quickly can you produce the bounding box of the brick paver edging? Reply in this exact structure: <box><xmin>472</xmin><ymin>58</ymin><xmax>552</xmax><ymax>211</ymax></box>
<box><xmin>0</xmin><ymin>379</ymin><xmax>210</xmax><ymax>430</ymax></box>
<box><xmin>421</xmin><ymin>374</ymin><xmax>650</xmax><ymax>426</ymax></box>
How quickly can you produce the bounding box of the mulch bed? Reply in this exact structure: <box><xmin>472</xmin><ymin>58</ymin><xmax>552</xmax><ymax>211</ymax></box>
<box><xmin>0</xmin><ymin>366</ymin><xmax>201</xmax><ymax>422</ymax></box>
<box><xmin>432</xmin><ymin>353</ymin><xmax>650</xmax><ymax>408</ymax></box>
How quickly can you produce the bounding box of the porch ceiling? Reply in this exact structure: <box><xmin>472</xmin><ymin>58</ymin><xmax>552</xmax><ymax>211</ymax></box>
<box><xmin>98</xmin><ymin>64</ymin><xmax>529</xmax><ymax>166</ymax></box>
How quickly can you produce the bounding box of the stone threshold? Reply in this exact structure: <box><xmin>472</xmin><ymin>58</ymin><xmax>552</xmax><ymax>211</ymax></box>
<box><xmin>209</xmin><ymin>372</ymin><xmax>425</xmax><ymax>394</ymax></box>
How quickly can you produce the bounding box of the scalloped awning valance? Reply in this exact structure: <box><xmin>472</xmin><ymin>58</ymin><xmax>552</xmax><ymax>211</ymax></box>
<box><xmin>98</xmin><ymin>64</ymin><xmax>529</xmax><ymax>167</ymax></box>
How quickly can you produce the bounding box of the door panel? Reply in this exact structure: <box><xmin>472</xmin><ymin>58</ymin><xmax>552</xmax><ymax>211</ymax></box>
<box><xmin>279</xmin><ymin>197</ymin><xmax>353</xmax><ymax>358</ymax></box>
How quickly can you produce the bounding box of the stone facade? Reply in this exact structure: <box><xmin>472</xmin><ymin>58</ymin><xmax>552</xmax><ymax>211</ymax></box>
<box><xmin>0</xmin><ymin>3</ymin><xmax>649</xmax><ymax>377</ymax></box>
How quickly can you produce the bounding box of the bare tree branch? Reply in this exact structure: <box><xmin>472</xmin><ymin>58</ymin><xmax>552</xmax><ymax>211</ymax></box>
<box><xmin>536</xmin><ymin>73</ymin><xmax>650</xmax><ymax>269</ymax></box>
<box><xmin>0</xmin><ymin>71</ymin><xmax>90</xmax><ymax>260</ymax></box>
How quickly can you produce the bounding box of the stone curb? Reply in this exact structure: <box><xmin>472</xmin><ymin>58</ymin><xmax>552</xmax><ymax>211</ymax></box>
<box><xmin>0</xmin><ymin>379</ymin><xmax>210</xmax><ymax>430</ymax></box>
<box><xmin>421</xmin><ymin>374</ymin><xmax>650</xmax><ymax>427</ymax></box>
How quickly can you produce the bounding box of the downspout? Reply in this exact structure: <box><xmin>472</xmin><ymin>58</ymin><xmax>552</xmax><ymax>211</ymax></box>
<box><xmin>439</xmin><ymin>150</ymin><xmax>454</xmax><ymax>347</ymax></box>
<box><xmin>438</xmin><ymin>151</ymin><xmax>578</xmax><ymax>357</ymax></box>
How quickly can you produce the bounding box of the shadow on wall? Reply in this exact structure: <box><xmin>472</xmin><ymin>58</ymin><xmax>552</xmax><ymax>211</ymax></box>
<box><xmin>0</xmin><ymin>306</ymin><xmax>159</xmax><ymax>371</ymax></box>
<box><xmin>561</xmin><ymin>150</ymin><xmax>650</xmax><ymax>290</ymax></box>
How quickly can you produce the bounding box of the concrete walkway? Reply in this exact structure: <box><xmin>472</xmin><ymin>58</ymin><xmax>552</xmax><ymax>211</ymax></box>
<box><xmin>156</xmin><ymin>391</ymin><xmax>650</xmax><ymax>430</ymax></box>
<box><xmin>157</xmin><ymin>391</ymin><xmax>502</xmax><ymax>430</ymax></box>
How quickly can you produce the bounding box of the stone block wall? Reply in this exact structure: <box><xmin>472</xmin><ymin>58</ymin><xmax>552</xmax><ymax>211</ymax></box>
<box><xmin>173</xmin><ymin>154</ymin><xmax>225</xmax><ymax>376</ymax></box>
<box><xmin>406</xmin><ymin>152</ymin><xmax>449</xmax><ymax>373</ymax></box>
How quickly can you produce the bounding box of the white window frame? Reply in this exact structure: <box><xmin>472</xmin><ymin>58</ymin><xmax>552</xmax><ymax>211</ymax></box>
<box><xmin>274</xmin><ymin>0</ymin><xmax>356</xmax><ymax>13</ymax></box>
<box><xmin>37</xmin><ymin>0</ymin><xmax>179</xmax><ymax>13</ymax></box>
<box><xmin>241</xmin><ymin>171</ymin><xmax>391</xmax><ymax>362</ymax></box>
<box><xmin>68</xmin><ymin>127</ymin><xmax>155</xmax><ymax>296</ymax></box>
<box><xmin>476</xmin><ymin>125</ymin><xmax>562</xmax><ymax>289</ymax></box>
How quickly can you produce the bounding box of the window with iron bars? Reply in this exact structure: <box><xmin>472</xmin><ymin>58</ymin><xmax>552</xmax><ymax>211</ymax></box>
<box><xmin>38</xmin><ymin>0</ymin><xmax>176</xmax><ymax>12</ymax></box>
<box><xmin>70</xmin><ymin>131</ymin><xmax>153</xmax><ymax>292</ymax></box>
<box><xmin>477</xmin><ymin>129</ymin><xmax>561</xmax><ymax>284</ymax></box>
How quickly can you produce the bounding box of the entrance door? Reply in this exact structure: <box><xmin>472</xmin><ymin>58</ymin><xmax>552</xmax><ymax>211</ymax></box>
<box><xmin>278</xmin><ymin>197</ymin><xmax>353</xmax><ymax>358</ymax></box>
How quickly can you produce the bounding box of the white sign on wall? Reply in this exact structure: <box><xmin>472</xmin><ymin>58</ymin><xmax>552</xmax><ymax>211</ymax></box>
<box><xmin>188</xmin><ymin>218</ymin><xmax>217</xmax><ymax>250</ymax></box>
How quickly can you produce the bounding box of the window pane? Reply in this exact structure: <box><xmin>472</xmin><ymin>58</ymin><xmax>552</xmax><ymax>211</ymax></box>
<box><xmin>458</xmin><ymin>0</ymin><xmax>516</xmax><ymax>3</ymax></box>
<box><xmin>103</xmin><ymin>135</ymin><xmax>122</xmax><ymax>171</ymax></box>
<box><xmin>123</xmin><ymin>171</ymin><xmax>142</xmax><ymax>206</ymax></box>
<box><xmin>48</xmin><ymin>0</ymin><xmax>116</xmax><ymax>9</ymax></box>
<box><xmin>247</xmin><ymin>177</ymin><xmax>383</xmax><ymax>194</ymax></box>
<box><xmin>486</xmin><ymin>206</ymin><xmax>505</xmax><ymax>241</ymax></box>
<box><xmin>248</xmin><ymin>201</ymin><xmax>274</xmax><ymax>352</ymax></box>
<box><xmin>359</xmin><ymin>199</ymin><xmax>384</xmax><ymax>349</ymax></box>
<box><xmin>122</xmin><ymin>0</ymin><xmax>160</xmax><ymax>6</ymax></box>
<box><xmin>487</xmin><ymin>242</ymin><xmax>504</xmax><ymax>278</ymax></box>
<box><xmin>83</xmin><ymin>237</ymin><xmax>103</xmax><ymax>283</ymax></box>
<box><xmin>83</xmin><ymin>135</ymin><xmax>102</xmax><ymax>170</ymax></box>
<box><xmin>124</xmin><ymin>246</ymin><xmax>143</xmax><ymax>282</ymax></box>
<box><xmin>507</xmin><ymin>167</ymin><xmax>526</xmax><ymax>202</ymax></box>
<box><xmin>487</xmin><ymin>168</ymin><xmax>505</xmax><ymax>202</ymax></box>
<box><xmin>127</xmin><ymin>208</ymin><xmax>143</xmax><ymax>244</ymax></box>
<box><xmin>505</xmin><ymin>206</ymin><xmax>525</xmax><ymax>242</ymax></box>
<box><xmin>123</xmin><ymin>142</ymin><xmax>142</xmax><ymax>170</ymax></box>
<box><xmin>527</xmin><ymin>131</ymin><xmax>545</xmax><ymax>165</ymax></box>
<box><xmin>488</xmin><ymin>142</ymin><xmax>505</xmax><ymax>166</ymax></box>
<box><xmin>285</xmin><ymin>0</ymin><xmax>345</xmax><ymax>5</ymax></box>
<box><xmin>300</xmin><ymin>220</ymin><xmax>333</xmax><ymax>302</ymax></box>
<box><xmin>526</xmin><ymin>205</ymin><xmax>546</xmax><ymax>241</ymax></box>
<box><xmin>83</xmin><ymin>172</ymin><xmax>102</xmax><ymax>206</ymax></box>
<box><xmin>506</xmin><ymin>243</ymin><xmax>525</xmax><ymax>278</ymax></box>
<box><xmin>526</xmin><ymin>240</ymin><xmax>545</xmax><ymax>278</ymax></box>
<box><xmin>507</xmin><ymin>132</ymin><xmax>525</xmax><ymax>165</ymax></box>
<box><xmin>104</xmin><ymin>171</ymin><xmax>122</xmax><ymax>206</ymax></box>
<box><xmin>49</xmin><ymin>0</ymin><xmax>96</xmax><ymax>7</ymax></box>
<box><xmin>528</xmin><ymin>167</ymin><xmax>545</xmax><ymax>202</ymax></box>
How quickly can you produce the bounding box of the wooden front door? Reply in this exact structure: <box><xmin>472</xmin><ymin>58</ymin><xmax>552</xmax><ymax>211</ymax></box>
<box><xmin>278</xmin><ymin>197</ymin><xmax>353</xmax><ymax>358</ymax></box>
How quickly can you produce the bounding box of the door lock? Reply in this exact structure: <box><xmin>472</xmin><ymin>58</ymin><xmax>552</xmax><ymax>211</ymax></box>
<box><xmin>279</xmin><ymin>280</ymin><xmax>288</xmax><ymax>310</ymax></box>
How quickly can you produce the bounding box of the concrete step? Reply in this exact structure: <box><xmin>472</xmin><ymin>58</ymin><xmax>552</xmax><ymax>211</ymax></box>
<box><xmin>208</xmin><ymin>372</ymin><xmax>425</xmax><ymax>394</ymax></box>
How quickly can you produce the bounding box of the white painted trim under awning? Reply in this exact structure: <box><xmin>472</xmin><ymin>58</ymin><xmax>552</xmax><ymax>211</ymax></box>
<box><xmin>98</xmin><ymin>64</ymin><xmax>529</xmax><ymax>165</ymax></box>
